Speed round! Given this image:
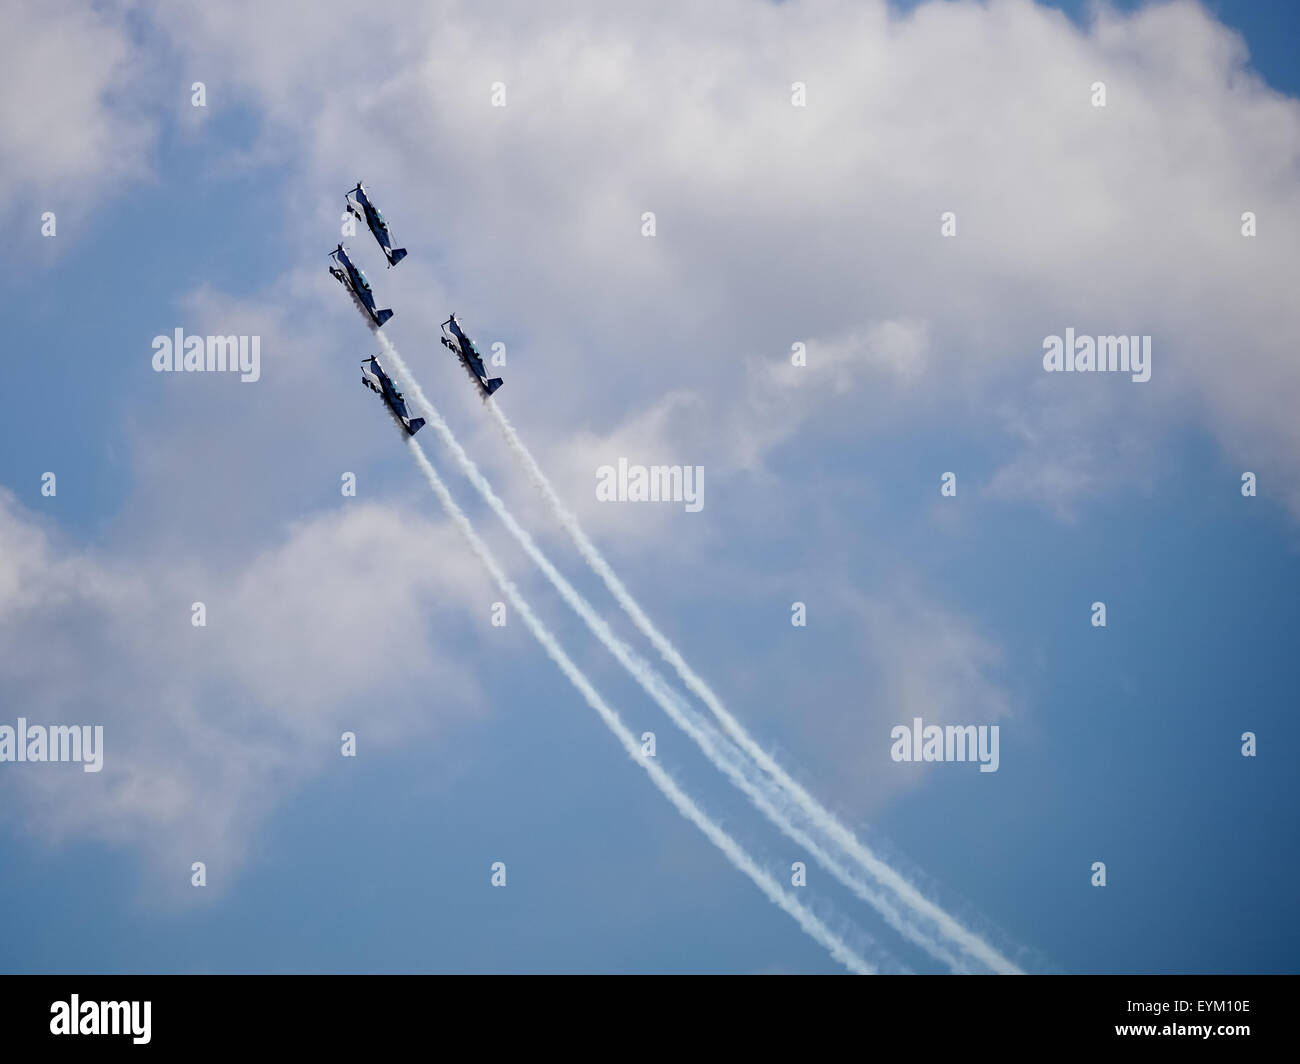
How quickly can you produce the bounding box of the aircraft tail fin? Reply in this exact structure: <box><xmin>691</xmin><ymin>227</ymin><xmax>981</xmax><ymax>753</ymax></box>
<box><xmin>486</xmin><ymin>377</ymin><xmax>504</xmax><ymax>396</ymax></box>
<box><xmin>389</xmin><ymin>248</ymin><xmax>408</xmax><ymax>266</ymax></box>
<box><xmin>407</xmin><ymin>417</ymin><xmax>426</xmax><ymax>436</ymax></box>
<box><xmin>376</xmin><ymin>308</ymin><xmax>394</xmax><ymax>327</ymax></box>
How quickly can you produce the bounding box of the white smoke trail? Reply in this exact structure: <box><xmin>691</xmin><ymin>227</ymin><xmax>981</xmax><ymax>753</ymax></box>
<box><xmin>403</xmin><ymin>434</ymin><xmax>877</xmax><ymax>974</ymax></box>
<box><xmin>378</xmin><ymin>336</ymin><xmax>959</xmax><ymax>970</ymax></box>
<box><xmin>484</xmin><ymin>401</ymin><xmax>1023</xmax><ymax>975</ymax></box>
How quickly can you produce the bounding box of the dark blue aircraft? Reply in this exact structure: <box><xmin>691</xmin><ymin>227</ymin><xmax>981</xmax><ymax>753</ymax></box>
<box><xmin>346</xmin><ymin>182</ymin><xmax>407</xmax><ymax>267</ymax></box>
<box><xmin>440</xmin><ymin>314</ymin><xmax>503</xmax><ymax>398</ymax></box>
<box><xmin>329</xmin><ymin>243</ymin><xmax>393</xmax><ymax>328</ymax></box>
<box><xmin>361</xmin><ymin>356</ymin><xmax>425</xmax><ymax>435</ymax></box>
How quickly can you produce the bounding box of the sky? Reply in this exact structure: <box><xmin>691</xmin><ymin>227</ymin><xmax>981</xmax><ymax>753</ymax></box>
<box><xmin>0</xmin><ymin>0</ymin><xmax>1297</xmax><ymax>974</ymax></box>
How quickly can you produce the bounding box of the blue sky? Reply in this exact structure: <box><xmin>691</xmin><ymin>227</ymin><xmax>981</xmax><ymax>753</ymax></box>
<box><xmin>1</xmin><ymin>0</ymin><xmax>1297</xmax><ymax>974</ymax></box>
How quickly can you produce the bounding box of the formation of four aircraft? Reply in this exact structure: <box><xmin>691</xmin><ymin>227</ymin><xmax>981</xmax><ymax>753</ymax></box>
<box><xmin>329</xmin><ymin>182</ymin><xmax>504</xmax><ymax>436</ymax></box>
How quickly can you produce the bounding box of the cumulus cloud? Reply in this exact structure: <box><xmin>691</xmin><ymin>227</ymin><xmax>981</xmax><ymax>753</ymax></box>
<box><xmin>140</xmin><ymin>0</ymin><xmax>1300</xmax><ymax>519</ymax></box>
<box><xmin>0</xmin><ymin>0</ymin><xmax>155</xmax><ymax>223</ymax></box>
<box><xmin>0</xmin><ymin>490</ymin><xmax>492</xmax><ymax>898</ymax></box>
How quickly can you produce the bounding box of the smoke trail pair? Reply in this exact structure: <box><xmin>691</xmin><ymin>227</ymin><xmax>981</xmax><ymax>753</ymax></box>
<box><xmin>375</xmin><ymin>336</ymin><xmax>971</xmax><ymax>971</ymax></box>
<box><xmin>483</xmin><ymin>402</ymin><xmax>1022</xmax><ymax>975</ymax></box>
<box><xmin>404</xmin><ymin>433</ymin><xmax>878</xmax><ymax>974</ymax></box>
<box><xmin>377</xmin><ymin>326</ymin><xmax>1017</xmax><ymax>972</ymax></box>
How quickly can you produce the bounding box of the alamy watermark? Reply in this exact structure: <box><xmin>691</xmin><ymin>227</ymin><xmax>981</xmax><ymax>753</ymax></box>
<box><xmin>0</xmin><ymin>718</ymin><xmax>103</xmax><ymax>772</ymax></box>
<box><xmin>50</xmin><ymin>996</ymin><xmax>150</xmax><ymax>1044</ymax></box>
<box><xmin>890</xmin><ymin>717</ymin><xmax>999</xmax><ymax>773</ymax></box>
<box><xmin>1042</xmin><ymin>329</ymin><xmax>1150</xmax><ymax>383</ymax></box>
<box><xmin>595</xmin><ymin>459</ymin><xmax>704</xmax><ymax>512</ymax></box>
<box><xmin>152</xmin><ymin>328</ymin><xmax>261</xmax><ymax>382</ymax></box>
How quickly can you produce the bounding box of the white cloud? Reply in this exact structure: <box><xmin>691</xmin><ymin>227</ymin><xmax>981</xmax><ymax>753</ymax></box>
<box><xmin>0</xmin><ymin>0</ymin><xmax>155</xmax><ymax>221</ymax></box>
<box><xmin>0</xmin><ymin>490</ymin><xmax>492</xmax><ymax>898</ymax></box>
<box><xmin>802</xmin><ymin>585</ymin><xmax>1017</xmax><ymax>810</ymax></box>
<box><xmin>140</xmin><ymin>0</ymin><xmax>1300</xmax><ymax>517</ymax></box>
